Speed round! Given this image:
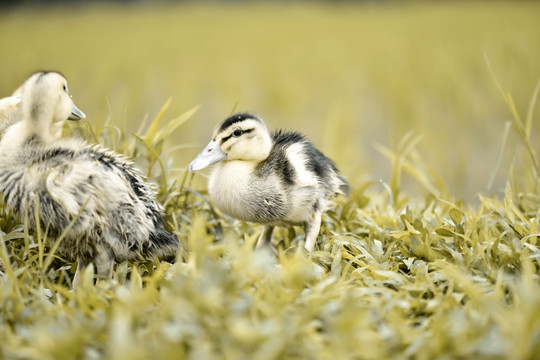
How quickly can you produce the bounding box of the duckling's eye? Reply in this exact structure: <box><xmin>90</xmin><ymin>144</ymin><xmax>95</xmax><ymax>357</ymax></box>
<box><xmin>232</xmin><ymin>129</ymin><xmax>243</xmax><ymax>137</ymax></box>
<box><xmin>62</xmin><ymin>84</ymin><xmax>67</xmax><ymax>92</ymax></box>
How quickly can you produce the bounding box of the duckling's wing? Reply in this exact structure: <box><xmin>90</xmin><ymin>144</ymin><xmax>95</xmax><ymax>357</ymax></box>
<box><xmin>45</xmin><ymin>159</ymin><xmax>103</xmax><ymax>217</ymax></box>
<box><xmin>41</xmin><ymin>145</ymin><xmax>130</xmax><ymax>216</ymax></box>
<box><xmin>269</xmin><ymin>130</ymin><xmax>319</xmax><ymax>187</ymax></box>
<box><xmin>84</xmin><ymin>146</ymin><xmax>179</xmax><ymax>258</ymax></box>
<box><xmin>271</xmin><ymin>129</ymin><xmax>349</xmax><ymax>196</ymax></box>
<box><xmin>44</xmin><ymin>150</ymin><xmax>155</xmax><ymax>240</ymax></box>
<box><xmin>86</xmin><ymin>147</ymin><xmax>180</xmax><ymax>260</ymax></box>
<box><xmin>300</xmin><ymin>140</ymin><xmax>349</xmax><ymax>193</ymax></box>
<box><xmin>87</xmin><ymin>146</ymin><xmax>163</xmax><ymax>213</ymax></box>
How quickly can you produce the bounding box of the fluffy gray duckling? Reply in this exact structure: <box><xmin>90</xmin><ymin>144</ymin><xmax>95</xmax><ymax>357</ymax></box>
<box><xmin>0</xmin><ymin>71</ymin><xmax>178</xmax><ymax>286</ymax></box>
<box><xmin>188</xmin><ymin>113</ymin><xmax>349</xmax><ymax>252</ymax></box>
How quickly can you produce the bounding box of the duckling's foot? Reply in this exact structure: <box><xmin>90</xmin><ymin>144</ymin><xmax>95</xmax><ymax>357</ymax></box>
<box><xmin>94</xmin><ymin>244</ymin><xmax>115</xmax><ymax>281</ymax></box>
<box><xmin>72</xmin><ymin>245</ymin><xmax>114</xmax><ymax>289</ymax></box>
<box><xmin>254</xmin><ymin>225</ymin><xmax>278</xmax><ymax>256</ymax></box>
<box><xmin>256</xmin><ymin>225</ymin><xmax>274</xmax><ymax>249</ymax></box>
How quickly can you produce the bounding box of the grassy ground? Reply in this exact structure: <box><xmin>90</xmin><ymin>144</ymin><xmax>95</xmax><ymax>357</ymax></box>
<box><xmin>1</xmin><ymin>2</ymin><xmax>540</xmax><ymax>359</ymax></box>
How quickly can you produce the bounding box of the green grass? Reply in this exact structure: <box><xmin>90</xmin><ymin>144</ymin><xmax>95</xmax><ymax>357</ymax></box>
<box><xmin>1</xmin><ymin>2</ymin><xmax>540</xmax><ymax>359</ymax></box>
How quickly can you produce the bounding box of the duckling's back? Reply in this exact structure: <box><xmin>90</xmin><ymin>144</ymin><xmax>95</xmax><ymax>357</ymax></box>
<box><xmin>0</xmin><ymin>139</ymin><xmax>178</xmax><ymax>262</ymax></box>
<box><xmin>86</xmin><ymin>146</ymin><xmax>179</xmax><ymax>258</ymax></box>
<box><xmin>87</xmin><ymin>146</ymin><xmax>179</xmax><ymax>260</ymax></box>
<box><xmin>266</xmin><ymin>129</ymin><xmax>349</xmax><ymax>197</ymax></box>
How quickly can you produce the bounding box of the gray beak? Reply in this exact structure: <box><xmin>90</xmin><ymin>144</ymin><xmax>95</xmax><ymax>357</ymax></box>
<box><xmin>68</xmin><ymin>103</ymin><xmax>86</xmax><ymax>121</ymax></box>
<box><xmin>188</xmin><ymin>139</ymin><xmax>227</xmax><ymax>172</ymax></box>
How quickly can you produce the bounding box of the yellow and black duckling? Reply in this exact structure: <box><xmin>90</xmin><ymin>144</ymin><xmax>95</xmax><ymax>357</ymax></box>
<box><xmin>0</xmin><ymin>71</ymin><xmax>179</xmax><ymax>286</ymax></box>
<box><xmin>188</xmin><ymin>113</ymin><xmax>349</xmax><ymax>252</ymax></box>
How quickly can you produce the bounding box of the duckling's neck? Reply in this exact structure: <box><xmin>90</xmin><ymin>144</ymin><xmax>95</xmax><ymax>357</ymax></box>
<box><xmin>208</xmin><ymin>160</ymin><xmax>260</xmax><ymax>218</ymax></box>
<box><xmin>20</xmin><ymin>84</ymin><xmax>65</xmax><ymax>144</ymax></box>
<box><xmin>212</xmin><ymin>160</ymin><xmax>259</xmax><ymax>186</ymax></box>
<box><xmin>22</xmin><ymin>98</ymin><xmax>63</xmax><ymax>144</ymax></box>
<box><xmin>21</xmin><ymin>116</ymin><xmax>62</xmax><ymax>144</ymax></box>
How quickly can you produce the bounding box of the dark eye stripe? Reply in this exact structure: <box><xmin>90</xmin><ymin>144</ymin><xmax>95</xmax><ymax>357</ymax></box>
<box><xmin>237</xmin><ymin>128</ymin><xmax>254</xmax><ymax>135</ymax></box>
<box><xmin>221</xmin><ymin>128</ymin><xmax>254</xmax><ymax>144</ymax></box>
<box><xmin>221</xmin><ymin>134</ymin><xmax>233</xmax><ymax>143</ymax></box>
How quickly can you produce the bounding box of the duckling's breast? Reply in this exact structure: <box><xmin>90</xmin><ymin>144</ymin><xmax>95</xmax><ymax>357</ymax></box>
<box><xmin>208</xmin><ymin>161</ymin><xmax>291</xmax><ymax>224</ymax></box>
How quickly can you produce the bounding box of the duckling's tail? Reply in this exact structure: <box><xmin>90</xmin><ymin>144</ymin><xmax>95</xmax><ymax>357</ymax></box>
<box><xmin>337</xmin><ymin>175</ymin><xmax>351</xmax><ymax>197</ymax></box>
<box><xmin>148</xmin><ymin>225</ymin><xmax>181</xmax><ymax>262</ymax></box>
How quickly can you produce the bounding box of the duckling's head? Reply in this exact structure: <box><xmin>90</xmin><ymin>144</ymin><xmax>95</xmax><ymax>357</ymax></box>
<box><xmin>189</xmin><ymin>113</ymin><xmax>273</xmax><ymax>172</ymax></box>
<box><xmin>21</xmin><ymin>71</ymin><xmax>85</xmax><ymax>142</ymax></box>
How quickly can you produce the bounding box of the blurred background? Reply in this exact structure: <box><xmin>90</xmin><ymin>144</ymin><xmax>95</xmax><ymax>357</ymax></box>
<box><xmin>0</xmin><ymin>0</ymin><xmax>539</xmax><ymax>202</ymax></box>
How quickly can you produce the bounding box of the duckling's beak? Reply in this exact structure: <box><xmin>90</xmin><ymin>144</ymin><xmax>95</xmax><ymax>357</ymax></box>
<box><xmin>68</xmin><ymin>103</ymin><xmax>86</xmax><ymax>121</ymax></box>
<box><xmin>188</xmin><ymin>139</ymin><xmax>227</xmax><ymax>172</ymax></box>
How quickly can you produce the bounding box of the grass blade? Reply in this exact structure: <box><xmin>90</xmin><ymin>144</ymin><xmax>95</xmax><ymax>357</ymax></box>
<box><xmin>143</xmin><ymin>98</ymin><xmax>172</xmax><ymax>144</ymax></box>
<box><xmin>488</xmin><ymin>121</ymin><xmax>512</xmax><ymax>191</ymax></box>
<box><xmin>525</xmin><ymin>78</ymin><xmax>540</xmax><ymax>139</ymax></box>
<box><xmin>133</xmin><ymin>134</ymin><xmax>168</xmax><ymax>194</ymax></box>
<box><xmin>155</xmin><ymin>105</ymin><xmax>199</xmax><ymax>141</ymax></box>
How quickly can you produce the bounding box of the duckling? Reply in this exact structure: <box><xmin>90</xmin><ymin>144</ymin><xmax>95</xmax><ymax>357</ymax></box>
<box><xmin>0</xmin><ymin>74</ymin><xmax>49</xmax><ymax>140</ymax></box>
<box><xmin>0</xmin><ymin>71</ymin><xmax>179</xmax><ymax>286</ymax></box>
<box><xmin>0</xmin><ymin>92</ymin><xmax>22</xmax><ymax>141</ymax></box>
<box><xmin>188</xmin><ymin>113</ymin><xmax>349</xmax><ymax>252</ymax></box>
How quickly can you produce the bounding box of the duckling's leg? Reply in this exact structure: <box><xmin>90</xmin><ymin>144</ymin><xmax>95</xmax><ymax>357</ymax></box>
<box><xmin>256</xmin><ymin>225</ymin><xmax>274</xmax><ymax>249</ymax></box>
<box><xmin>94</xmin><ymin>244</ymin><xmax>115</xmax><ymax>281</ymax></box>
<box><xmin>304</xmin><ymin>211</ymin><xmax>322</xmax><ymax>252</ymax></box>
<box><xmin>72</xmin><ymin>246</ymin><xmax>114</xmax><ymax>288</ymax></box>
